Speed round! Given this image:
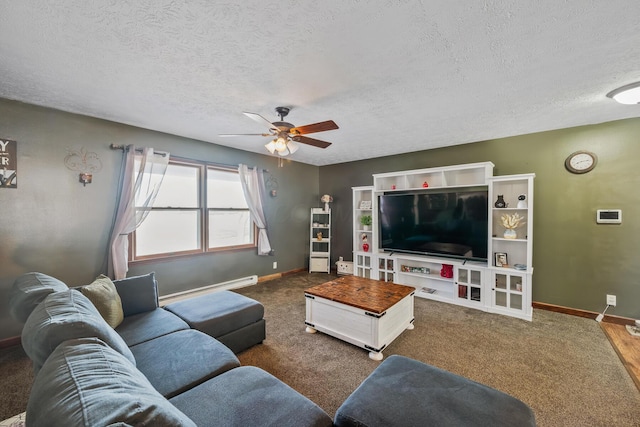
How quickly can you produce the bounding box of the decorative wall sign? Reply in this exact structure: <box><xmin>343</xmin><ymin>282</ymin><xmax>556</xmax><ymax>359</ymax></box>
<box><xmin>0</xmin><ymin>138</ymin><xmax>17</xmax><ymax>188</ymax></box>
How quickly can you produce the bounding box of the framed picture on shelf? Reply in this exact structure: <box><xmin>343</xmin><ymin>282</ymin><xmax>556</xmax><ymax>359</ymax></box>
<box><xmin>359</xmin><ymin>200</ymin><xmax>372</xmax><ymax>209</ymax></box>
<box><xmin>494</xmin><ymin>252</ymin><xmax>508</xmax><ymax>267</ymax></box>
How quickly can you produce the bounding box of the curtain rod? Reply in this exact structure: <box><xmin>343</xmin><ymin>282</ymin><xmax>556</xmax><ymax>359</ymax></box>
<box><xmin>109</xmin><ymin>144</ymin><xmax>269</xmax><ymax>172</ymax></box>
<box><xmin>109</xmin><ymin>144</ymin><xmax>168</xmax><ymax>157</ymax></box>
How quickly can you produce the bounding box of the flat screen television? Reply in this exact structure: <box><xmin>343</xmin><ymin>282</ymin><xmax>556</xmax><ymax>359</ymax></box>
<box><xmin>378</xmin><ymin>187</ymin><xmax>488</xmax><ymax>262</ymax></box>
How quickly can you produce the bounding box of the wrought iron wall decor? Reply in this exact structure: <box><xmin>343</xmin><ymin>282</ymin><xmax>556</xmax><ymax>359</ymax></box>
<box><xmin>64</xmin><ymin>146</ymin><xmax>102</xmax><ymax>186</ymax></box>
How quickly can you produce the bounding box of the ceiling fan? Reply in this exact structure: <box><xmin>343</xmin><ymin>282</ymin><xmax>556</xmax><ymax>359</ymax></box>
<box><xmin>220</xmin><ymin>107</ymin><xmax>339</xmax><ymax>156</ymax></box>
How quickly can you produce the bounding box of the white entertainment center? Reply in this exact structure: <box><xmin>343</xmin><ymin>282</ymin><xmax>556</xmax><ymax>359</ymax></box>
<box><xmin>352</xmin><ymin>162</ymin><xmax>535</xmax><ymax>321</ymax></box>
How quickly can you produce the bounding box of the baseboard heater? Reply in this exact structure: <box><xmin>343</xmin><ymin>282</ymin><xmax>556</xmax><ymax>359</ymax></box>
<box><xmin>159</xmin><ymin>275</ymin><xmax>258</xmax><ymax>305</ymax></box>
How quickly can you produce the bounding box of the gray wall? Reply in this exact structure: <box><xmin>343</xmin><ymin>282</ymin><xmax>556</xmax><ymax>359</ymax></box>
<box><xmin>320</xmin><ymin>118</ymin><xmax>640</xmax><ymax>320</ymax></box>
<box><xmin>0</xmin><ymin>99</ymin><xmax>320</xmax><ymax>341</ymax></box>
<box><xmin>3</xmin><ymin>96</ymin><xmax>639</xmax><ymax>341</ymax></box>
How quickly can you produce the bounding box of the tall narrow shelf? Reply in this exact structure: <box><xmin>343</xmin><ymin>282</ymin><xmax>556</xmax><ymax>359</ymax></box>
<box><xmin>309</xmin><ymin>208</ymin><xmax>331</xmax><ymax>273</ymax></box>
<box><xmin>488</xmin><ymin>173</ymin><xmax>535</xmax><ymax>320</ymax></box>
<box><xmin>352</xmin><ymin>186</ymin><xmax>374</xmax><ymax>278</ymax></box>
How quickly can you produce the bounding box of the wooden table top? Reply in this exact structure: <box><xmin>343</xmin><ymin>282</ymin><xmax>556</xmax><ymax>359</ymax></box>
<box><xmin>305</xmin><ymin>276</ymin><xmax>415</xmax><ymax>314</ymax></box>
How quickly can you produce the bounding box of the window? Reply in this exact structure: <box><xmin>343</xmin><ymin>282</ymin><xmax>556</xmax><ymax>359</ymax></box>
<box><xmin>131</xmin><ymin>158</ymin><xmax>255</xmax><ymax>261</ymax></box>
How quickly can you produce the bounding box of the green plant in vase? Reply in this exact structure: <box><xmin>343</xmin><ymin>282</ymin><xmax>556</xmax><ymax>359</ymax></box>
<box><xmin>360</xmin><ymin>215</ymin><xmax>372</xmax><ymax>231</ymax></box>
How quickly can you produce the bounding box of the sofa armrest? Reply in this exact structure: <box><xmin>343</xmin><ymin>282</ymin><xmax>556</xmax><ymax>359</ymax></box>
<box><xmin>113</xmin><ymin>273</ymin><xmax>159</xmax><ymax>317</ymax></box>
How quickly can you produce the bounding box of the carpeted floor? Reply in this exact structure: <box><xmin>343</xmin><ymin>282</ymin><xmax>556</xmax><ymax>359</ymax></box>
<box><xmin>2</xmin><ymin>272</ymin><xmax>640</xmax><ymax>426</ymax></box>
<box><xmin>234</xmin><ymin>273</ymin><xmax>640</xmax><ymax>426</ymax></box>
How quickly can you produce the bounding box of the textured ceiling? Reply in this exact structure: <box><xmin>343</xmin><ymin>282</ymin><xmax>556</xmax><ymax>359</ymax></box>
<box><xmin>1</xmin><ymin>1</ymin><xmax>640</xmax><ymax>166</ymax></box>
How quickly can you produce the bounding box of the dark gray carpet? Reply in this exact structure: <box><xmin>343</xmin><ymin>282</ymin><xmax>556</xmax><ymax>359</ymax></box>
<box><xmin>234</xmin><ymin>273</ymin><xmax>640</xmax><ymax>426</ymax></box>
<box><xmin>2</xmin><ymin>272</ymin><xmax>639</xmax><ymax>426</ymax></box>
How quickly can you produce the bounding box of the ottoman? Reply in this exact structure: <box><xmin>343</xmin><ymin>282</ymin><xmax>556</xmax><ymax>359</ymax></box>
<box><xmin>164</xmin><ymin>291</ymin><xmax>265</xmax><ymax>354</ymax></box>
<box><xmin>334</xmin><ymin>355</ymin><xmax>536</xmax><ymax>427</ymax></box>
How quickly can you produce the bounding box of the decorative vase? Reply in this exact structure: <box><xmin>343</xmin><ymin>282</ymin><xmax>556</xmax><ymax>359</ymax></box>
<box><xmin>503</xmin><ymin>229</ymin><xmax>517</xmax><ymax>239</ymax></box>
<box><xmin>440</xmin><ymin>264</ymin><xmax>453</xmax><ymax>278</ymax></box>
<box><xmin>494</xmin><ymin>195</ymin><xmax>506</xmax><ymax>208</ymax></box>
<box><xmin>324</xmin><ymin>202</ymin><xmax>330</xmax><ymax>212</ymax></box>
<box><xmin>362</xmin><ymin>242</ymin><xmax>369</xmax><ymax>252</ymax></box>
<box><xmin>517</xmin><ymin>194</ymin><xmax>527</xmax><ymax>209</ymax></box>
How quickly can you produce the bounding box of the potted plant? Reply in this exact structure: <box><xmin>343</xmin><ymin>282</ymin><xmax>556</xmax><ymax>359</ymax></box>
<box><xmin>360</xmin><ymin>215</ymin><xmax>372</xmax><ymax>231</ymax></box>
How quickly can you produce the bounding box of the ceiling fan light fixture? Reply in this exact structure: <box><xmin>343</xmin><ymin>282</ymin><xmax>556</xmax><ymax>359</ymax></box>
<box><xmin>265</xmin><ymin>140</ymin><xmax>277</xmax><ymax>154</ymax></box>
<box><xmin>274</xmin><ymin>136</ymin><xmax>288</xmax><ymax>153</ymax></box>
<box><xmin>286</xmin><ymin>140</ymin><xmax>299</xmax><ymax>154</ymax></box>
<box><xmin>606</xmin><ymin>81</ymin><xmax>640</xmax><ymax>104</ymax></box>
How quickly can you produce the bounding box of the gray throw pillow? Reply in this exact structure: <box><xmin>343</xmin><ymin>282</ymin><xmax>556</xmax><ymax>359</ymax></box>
<box><xmin>22</xmin><ymin>289</ymin><xmax>136</xmax><ymax>374</ymax></box>
<box><xmin>113</xmin><ymin>272</ymin><xmax>159</xmax><ymax>316</ymax></box>
<box><xmin>27</xmin><ymin>337</ymin><xmax>195</xmax><ymax>427</ymax></box>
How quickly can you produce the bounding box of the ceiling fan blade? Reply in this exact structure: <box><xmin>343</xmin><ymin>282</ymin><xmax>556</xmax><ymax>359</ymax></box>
<box><xmin>243</xmin><ymin>112</ymin><xmax>279</xmax><ymax>131</ymax></box>
<box><xmin>291</xmin><ymin>135</ymin><xmax>332</xmax><ymax>149</ymax></box>
<box><xmin>219</xmin><ymin>133</ymin><xmax>271</xmax><ymax>137</ymax></box>
<box><xmin>289</xmin><ymin>120</ymin><xmax>339</xmax><ymax>135</ymax></box>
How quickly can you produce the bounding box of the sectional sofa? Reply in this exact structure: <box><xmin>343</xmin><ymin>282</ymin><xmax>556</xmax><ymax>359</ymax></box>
<box><xmin>10</xmin><ymin>272</ymin><xmax>333</xmax><ymax>426</ymax></box>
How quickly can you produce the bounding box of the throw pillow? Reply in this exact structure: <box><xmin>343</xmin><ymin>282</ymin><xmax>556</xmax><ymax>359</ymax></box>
<box><xmin>80</xmin><ymin>275</ymin><xmax>124</xmax><ymax>328</ymax></box>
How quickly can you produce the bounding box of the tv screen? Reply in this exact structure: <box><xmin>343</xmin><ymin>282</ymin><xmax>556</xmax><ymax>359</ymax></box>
<box><xmin>378</xmin><ymin>188</ymin><xmax>488</xmax><ymax>262</ymax></box>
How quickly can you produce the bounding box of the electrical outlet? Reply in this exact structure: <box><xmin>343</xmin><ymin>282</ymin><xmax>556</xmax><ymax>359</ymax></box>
<box><xmin>606</xmin><ymin>294</ymin><xmax>616</xmax><ymax>306</ymax></box>
<box><xmin>272</xmin><ymin>261</ymin><xmax>277</xmax><ymax>269</ymax></box>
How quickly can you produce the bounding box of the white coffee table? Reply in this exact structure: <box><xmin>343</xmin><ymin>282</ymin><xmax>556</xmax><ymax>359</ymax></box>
<box><xmin>304</xmin><ymin>276</ymin><xmax>415</xmax><ymax>360</ymax></box>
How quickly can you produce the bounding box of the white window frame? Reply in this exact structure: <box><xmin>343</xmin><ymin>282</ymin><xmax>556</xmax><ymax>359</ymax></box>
<box><xmin>130</xmin><ymin>158</ymin><xmax>256</xmax><ymax>262</ymax></box>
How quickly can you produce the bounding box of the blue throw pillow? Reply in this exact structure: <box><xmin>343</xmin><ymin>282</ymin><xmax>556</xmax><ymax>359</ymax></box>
<box><xmin>113</xmin><ymin>272</ymin><xmax>159</xmax><ymax>317</ymax></box>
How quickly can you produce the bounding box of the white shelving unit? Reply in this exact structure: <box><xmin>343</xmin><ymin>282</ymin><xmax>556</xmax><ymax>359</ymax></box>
<box><xmin>309</xmin><ymin>208</ymin><xmax>331</xmax><ymax>273</ymax></box>
<box><xmin>352</xmin><ymin>186</ymin><xmax>374</xmax><ymax>278</ymax></box>
<box><xmin>350</xmin><ymin>162</ymin><xmax>535</xmax><ymax>321</ymax></box>
<box><xmin>488</xmin><ymin>173</ymin><xmax>535</xmax><ymax>320</ymax></box>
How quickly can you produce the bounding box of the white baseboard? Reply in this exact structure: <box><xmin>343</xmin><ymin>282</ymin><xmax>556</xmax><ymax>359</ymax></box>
<box><xmin>159</xmin><ymin>275</ymin><xmax>258</xmax><ymax>306</ymax></box>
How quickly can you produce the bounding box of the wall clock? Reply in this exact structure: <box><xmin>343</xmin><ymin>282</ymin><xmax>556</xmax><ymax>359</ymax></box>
<box><xmin>565</xmin><ymin>150</ymin><xmax>597</xmax><ymax>174</ymax></box>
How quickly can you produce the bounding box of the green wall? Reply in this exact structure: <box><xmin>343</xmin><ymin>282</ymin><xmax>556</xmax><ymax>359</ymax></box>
<box><xmin>2</xmin><ymin>96</ymin><xmax>638</xmax><ymax>342</ymax></box>
<box><xmin>0</xmin><ymin>99</ymin><xmax>320</xmax><ymax>341</ymax></box>
<box><xmin>320</xmin><ymin>118</ymin><xmax>640</xmax><ymax>320</ymax></box>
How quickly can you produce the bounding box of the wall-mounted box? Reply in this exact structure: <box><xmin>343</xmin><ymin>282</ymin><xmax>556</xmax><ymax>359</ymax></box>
<box><xmin>596</xmin><ymin>209</ymin><xmax>622</xmax><ymax>224</ymax></box>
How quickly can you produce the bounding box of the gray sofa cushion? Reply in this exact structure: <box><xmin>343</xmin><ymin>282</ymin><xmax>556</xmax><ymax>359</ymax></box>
<box><xmin>164</xmin><ymin>290</ymin><xmax>264</xmax><ymax>338</ymax></box>
<box><xmin>334</xmin><ymin>355</ymin><xmax>536</xmax><ymax>427</ymax></box>
<box><xmin>170</xmin><ymin>366</ymin><xmax>333</xmax><ymax>427</ymax></box>
<box><xmin>130</xmin><ymin>329</ymin><xmax>240</xmax><ymax>398</ymax></box>
<box><xmin>116</xmin><ymin>307</ymin><xmax>189</xmax><ymax>346</ymax></box>
<box><xmin>22</xmin><ymin>289</ymin><xmax>135</xmax><ymax>373</ymax></box>
<box><xmin>9</xmin><ymin>272</ymin><xmax>68</xmax><ymax>323</ymax></box>
<box><xmin>27</xmin><ymin>337</ymin><xmax>196</xmax><ymax>427</ymax></box>
<box><xmin>113</xmin><ymin>272</ymin><xmax>158</xmax><ymax>317</ymax></box>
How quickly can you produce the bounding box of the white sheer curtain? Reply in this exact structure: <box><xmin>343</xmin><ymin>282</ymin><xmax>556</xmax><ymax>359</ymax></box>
<box><xmin>107</xmin><ymin>146</ymin><xmax>170</xmax><ymax>279</ymax></box>
<box><xmin>238</xmin><ymin>164</ymin><xmax>272</xmax><ymax>255</ymax></box>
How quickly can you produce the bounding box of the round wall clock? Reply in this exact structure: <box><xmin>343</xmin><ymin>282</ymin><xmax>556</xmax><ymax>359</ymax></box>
<box><xmin>565</xmin><ymin>150</ymin><xmax>597</xmax><ymax>174</ymax></box>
